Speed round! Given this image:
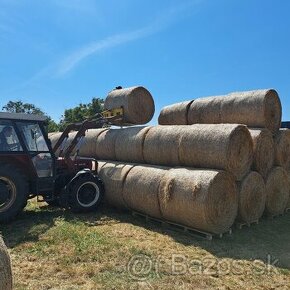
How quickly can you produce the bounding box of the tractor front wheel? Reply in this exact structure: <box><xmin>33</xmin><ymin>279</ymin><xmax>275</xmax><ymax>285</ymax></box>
<box><xmin>69</xmin><ymin>175</ymin><xmax>103</xmax><ymax>213</ymax></box>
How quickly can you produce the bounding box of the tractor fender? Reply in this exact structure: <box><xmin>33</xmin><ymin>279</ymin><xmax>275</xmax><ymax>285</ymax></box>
<box><xmin>66</xmin><ymin>169</ymin><xmax>103</xmax><ymax>192</ymax></box>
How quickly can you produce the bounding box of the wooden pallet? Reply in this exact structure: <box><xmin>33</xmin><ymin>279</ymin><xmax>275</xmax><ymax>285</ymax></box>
<box><xmin>131</xmin><ymin>211</ymin><xmax>232</xmax><ymax>241</ymax></box>
<box><xmin>235</xmin><ymin>220</ymin><xmax>259</xmax><ymax>230</ymax></box>
<box><xmin>267</xmin><ymin>212</ymin><xmax>284</xmax><ymax>220</ymax></box>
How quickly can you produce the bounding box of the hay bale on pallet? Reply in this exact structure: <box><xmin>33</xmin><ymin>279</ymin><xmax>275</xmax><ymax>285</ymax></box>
<box><xmin>265</xmin><ymin>167</ymin><xmax>289</xmax><ymax>216</ymax></box>
<box><xmin>143</xmin><ymin>126</ymin><xmax>183</xmax><ymax>166</ymax></box>
<box><xmin>249</xmin><ymin>129</ymin><xmax>275</xmax><ymax>178</ymax></box>
<box><xmin>123</xmin><ymin>165</ymin><xmax>167</xmax><ymax>219</ymax></box>
<box><xmin>186</xmin><ymin>89</ymin><xmax>281</xmax><ymax>134</ymax></box>
<box><xmin>274</xmin><ymin>129</ymin><xmax>290</xmax><ymax>169</ymax></box>
<box><xmin>236</xmin><ymin>171</ymin><xmax>266</xmax><ymax>223</ymax></box>
<box><xmin>115</xmin><ymin>126</ymin><xmax>151</xmax><ymax>162</ymax></box>
<box><xmin>104</xmin><ymin>86</ymin><xmax>155</xmax><ymax>125</ymax></box>
<box><xmin>179</xmin><ymin>124</ymin><xmax>253</xmax><ymax>181</ymax></box>
<box><xmin>158</xmin><ymin>100</ymin><xmax>193</xmax><ymax>125</ymax></box>
<box><xmin>97</xmin><ymin>161</ymin><xmax>134</xmax><ymax>208</ymax></box>
<box><xmin>159</xmin><ymin>168</ymin><xmax>238</xmax><ymax>234</ymax></box>
<box><xmin>0</xmin><ymin>236</ymin><xmax>12</xmax><ymax>290</ymax></box>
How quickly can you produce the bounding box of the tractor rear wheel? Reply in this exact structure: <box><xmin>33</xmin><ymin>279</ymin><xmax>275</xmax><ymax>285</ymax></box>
<box><xmin>0</xmin><ymin>164</ymin><xmax>28</xmax><ymax>223</ymax></box>
<box><xmin>69</xmin><ymin>175</ymin><xmax>103</xmax><ymax>213</ymax></box>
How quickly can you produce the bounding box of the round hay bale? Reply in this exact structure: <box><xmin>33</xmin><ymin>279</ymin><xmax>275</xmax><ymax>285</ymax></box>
<box><xmin>159</xmin><ymin>168</ymin><xmax>238</xmax><ymax>234</ymax></box>
<box><xmin>249</xmin><ymin>129</ymin><xmax>275</xmax><ymax>178</ymax></box>
<box><xmin>95</xmin><ymin>129</ymin><xmax>120</xmax><ymax>160</ymax></box>
<box><xmin>143</xmin><ymin>126</ymin><xmax>183</xmax><ymax>166</ymax></box>
<box><xmin>187</xmin><ymin>89</ymin><xmax>281</xmax><ymax>133</ymax></box>
<box><xmin>48</xmin><ymin>131</ymin><xmax>78</xmax><ymax>156</ymax></box>
<box><xmin>123</xmin><ymin>165</ymin><xmax>167</xmax><ymax>218</ymax></box>
<box><xmin>104</xmin><ymin>86</ymin><xmax>155</xmax><ymax>125</ymax></box>
<box><xmin>158</xmin><ymin>101</ymin><xmax>193</xmax><ymax>125</ymax></box>
<box><xmin>48</xmin><ymin>131</ymin><xmax>62</xmax><ymax>148</ymax></box>
<box><xmin>236</xmin><ymin>171</ymin><xmax>266</xmax><ymax>223</ymax></box>
<box><xmin>97</xmin><ymin>160</ymin><xmax>108</xmax><ymax>174</ymax></box>
<box><xmin>115</xmin><ymin>126</ymin><xmax>151</xmax><ymax>162</ymax></box>
<box><xmin>187</xmin><ymin>96</ymin><xmax>223</xmax><ymax>124</ymax></box>
<box><xmin>265</xmin><ymin>167</ymin><xmax>289</xmax><ymax>216</ymax></box>
<box><xmin>78</xmin><ymin>129</ymin><xmax>108</xmax><ymax>157</ymax></box>
<box><xmin>0</xmin><ymin>236</ymin><xmax>12</xmax><ymax>290</ymax></box>
<box><xmin>179</xmin><ymin>124</ymin><xmax>253</xmax><ymax>181</ymax></box>
<box><xmin>274</xmin><ymin>129</ymin><xmax>290</xmax><ymax>169</ymax></box>
<box><xmin>98</xmin><ymin>161</ymin><xmax>134</xmax><ymax>208</ymax></box>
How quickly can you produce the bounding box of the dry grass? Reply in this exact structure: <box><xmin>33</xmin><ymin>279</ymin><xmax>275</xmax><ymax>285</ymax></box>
<box><xmin>1</xmin><ymin>199</ymin><xmax>290</xmax><ymax>290</ymax></box>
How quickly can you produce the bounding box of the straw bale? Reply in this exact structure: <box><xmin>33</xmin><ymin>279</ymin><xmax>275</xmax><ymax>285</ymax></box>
<box><xmin>236</xmin><ymin>171</ymin><xmax>266</xmax><ymax>223</ymax></box>
<box><xmin>104</xmin><ymin>86</ymin><xmax>155</xmax><ymax>125</ymax></box>
<box><xmin>265</xmin><ymin>167</ymin><xmax>289</xmax><ymax>216</ymax></box>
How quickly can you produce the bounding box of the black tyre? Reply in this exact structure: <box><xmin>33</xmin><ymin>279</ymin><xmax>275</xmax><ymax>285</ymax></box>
<box><xmin>69</xmin><ymin>175</ymin><xmax>103</xmax><ymax>213</ymax></box>
<box><xmin>0</xmin><ymin>164</ymin><xmax>28</xmax><ymax>223</ymax></box>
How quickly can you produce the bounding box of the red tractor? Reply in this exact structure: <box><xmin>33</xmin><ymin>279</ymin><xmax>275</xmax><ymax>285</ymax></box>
<box><xmin>0</xmin><ymin>109</ymin><xmax>123</xmax><ymax>223</ymax></box>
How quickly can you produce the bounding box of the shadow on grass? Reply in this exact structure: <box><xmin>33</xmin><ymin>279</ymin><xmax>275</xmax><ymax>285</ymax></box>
<box><xmin>104</xmin><ymin>208</ymin><xmax>290</xmax><ymax>270</ymax></box>
<box><xmin>1</xmin><ymin>203</ymin><xmax>290</xmax><ymax>270</ymax></box>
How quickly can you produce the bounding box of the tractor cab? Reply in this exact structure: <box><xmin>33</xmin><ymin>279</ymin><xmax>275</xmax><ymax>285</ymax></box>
<box><xmin>0</xmin><ymin>112</ymin><xmax>55</xmax><ymax>194</ymax></box>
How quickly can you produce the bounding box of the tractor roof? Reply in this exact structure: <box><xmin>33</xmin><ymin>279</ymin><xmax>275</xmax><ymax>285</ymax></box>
<box><xmin>0</xmin><ymin>112</ymin><xmax>47</xmax><ymax>122</ymax></box>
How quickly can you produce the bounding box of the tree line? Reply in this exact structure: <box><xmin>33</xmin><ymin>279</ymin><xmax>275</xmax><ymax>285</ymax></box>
<box><xmin>2</xmin><ymin>98</ymin><xmax>104</xmax><ymax>132</ymax></box>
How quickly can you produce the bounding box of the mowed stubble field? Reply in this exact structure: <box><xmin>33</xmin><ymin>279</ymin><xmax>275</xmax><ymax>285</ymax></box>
<box><xmin>1</xmin><ymin>199</ymin><xmax>290</xmax><ymax>290</ymax></box>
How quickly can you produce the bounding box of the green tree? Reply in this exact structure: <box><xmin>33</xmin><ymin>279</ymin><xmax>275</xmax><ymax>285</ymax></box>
<box><xmin>2</xmin><ymin>100</ymin><xmax>60</xmax><ymax>132</ymax></box>
<box><xmin>59</xmin><ymin>97</ymin><xmax>104</xmax><ymax>130</ymax></box>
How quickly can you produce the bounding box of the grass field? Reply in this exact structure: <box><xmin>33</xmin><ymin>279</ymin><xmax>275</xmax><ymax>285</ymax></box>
<box><xmin>1</xmin><ymin>199</ymin><xmax>290</xmax><ymax>290</ymax></box>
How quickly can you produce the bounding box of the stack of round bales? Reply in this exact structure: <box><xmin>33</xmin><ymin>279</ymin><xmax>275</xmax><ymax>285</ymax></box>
<box><xmin>0</xmin><ymin>236</ymin><xmax>12</xmax><ymax>290</ymax></box>
<box><xmin>49</xmin><ymin>87</ymin><xmax>287</xmax><ymax>231</ymax></box>
<box><xmin>159</xmin><ymin>89</ymin><xmax>282</xmax><ymax>134</ymax></box>
<box><xmin>50</xmin><ymin>124</ymin><xmax>254</xmax><ymax>181</ymax></box>
<box><xmin>97</xmin><ymin>161</ymin><xmax>238</xmax><ymax>235</ymax></box>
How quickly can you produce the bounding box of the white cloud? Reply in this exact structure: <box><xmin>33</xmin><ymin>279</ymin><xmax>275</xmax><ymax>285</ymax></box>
<box><xmin>55</xmin><ymin>0</ymin><xmax>202</xmax><ymax>77</ymax></box>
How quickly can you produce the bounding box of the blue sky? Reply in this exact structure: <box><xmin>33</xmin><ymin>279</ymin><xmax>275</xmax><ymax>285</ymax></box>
<box><xmin>0</xmin><ymin>0</ymin><xmax>289</xmax><ymax>124</ymax></box>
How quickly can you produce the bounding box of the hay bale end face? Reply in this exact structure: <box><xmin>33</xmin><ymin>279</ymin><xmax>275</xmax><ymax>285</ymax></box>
<box><xmin>104</xmin><ymin>86</ymin><xmax>155</xmax><ymax>125</ymax></box>
<box><xmin>158</xmin><ymin>100</ymin><xmax>193</xmax><ymax>125</ymax></box>
<box><xmin>179</xmin><ymin>124</ymin><xmax>253</xmax><ymax>181</ymax></box>
<box><xmin>249</xmin><ymin>128</ymin><xmax>275</xmax><ymax>178</ymax></box>
<box><xmin>265</xmin><ymin>167</ymin><xmax>289</xmax><ymax>216</ymax></box>
<box><xmin>123</xmin><ymin>165</ymin><xmax>167</xmax><ymax>219</ymax></box>
<box><xmin>274</xmin><ymin>129</ymin><xmax>290</xmax><ymax>170</ymax></box>
<box><xmin>115</xmin><ymin>126</ymin><xmax>151</xmax><ymax>163</ymax></box>
<box><xmin>159</xmin><ymin>168</ymin><xmax>238</xmax><ymax>234</ymax></box>
<box><xmin>97</xmin><ymin>161</ymin><xmax>134</xmax><ymax>208</ymax></box>
<box><xmin>0</xmin><ymin>236</ymin><xmax>12</xmax><ymax>290</ymax></box>
<box><xmin>187</xmin><ymin>89</ymin><xmax>281</xmax><ymax>133</ymax></box>
<box><xmin>236</xmin><ymin>171</ymin><xmax>266</xmax><ymax>223</ymax></box>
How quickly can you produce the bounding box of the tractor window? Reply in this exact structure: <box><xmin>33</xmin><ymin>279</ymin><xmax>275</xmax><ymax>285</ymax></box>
<box><xmin>0</xmin><ymin>121</ymin><xmax>23</xmax><ymax>152</ymax></box>
<box><xmin>16</xmin><ymin>122</ymin><xmax>49</xmax><ymax>152</ymax></box>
